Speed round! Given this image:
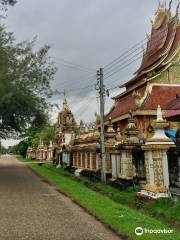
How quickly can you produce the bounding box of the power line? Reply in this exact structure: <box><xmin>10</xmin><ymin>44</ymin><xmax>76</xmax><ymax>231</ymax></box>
<box><xmin>52</xmin><ymin>56</ymin><xmax>95</xmax><ymax>73</ymax></box>
<box><xmin>104</xmin><ymin>31</ymin><xmax>178</xmax><ymax>84</ymax></box>
<box><xmin>58</xmin><ymin>74</ymin><xmax>96</xmax><ymax>91</ymax></box>
<box><xmin>103</xmin><ymin>19</ymin><xmax>176</xmax><ymax>79</ymax></box>
<box><xmin>53</xmin><ymin>61</ymin><xmax>94</xmax><ymax>74</ymax></box>
<box><xmin>104</xmin><ymin>54</ymin><xmax>142</xmax><ymax>82</ymax></box>
<box><xmin>104</xmin><ymin>50</ymin><xmax>142</xmax><ymax>80</ymax></box>
<box><xmin>74</xmin><ymin>93</ymin><xmax>97</xmax><ymax>116</ymax></box>
<box><xmin>66</xmin><ymin>83</ymin><xmax>94</xmax><ymax>94</ymax></box>
<box><xmin>103</xmin><ymin>37</ymin><xmax>147</xmax><ymax>69</ymax></box>
<box><xmin>103</xmin><ymin>22</ymin><xmax>172</xmax><ymax>71</ymax></box>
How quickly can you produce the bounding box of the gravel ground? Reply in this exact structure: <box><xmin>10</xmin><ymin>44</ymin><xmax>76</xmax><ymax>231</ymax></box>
<box><xmin>0</xmin><ymin>155</ymin><xmax>122</xmax><ymax>240</ymax></box>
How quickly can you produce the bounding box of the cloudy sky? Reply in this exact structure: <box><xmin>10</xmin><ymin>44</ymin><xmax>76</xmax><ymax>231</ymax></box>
<box><xmin>2</xmin><ymin>0</ymin><xmax>178</xmax><ymax>147</ymax></box>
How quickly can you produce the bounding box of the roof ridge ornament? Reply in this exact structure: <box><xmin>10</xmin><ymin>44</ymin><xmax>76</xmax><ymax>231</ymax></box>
<box><xmin>157</xmin><ymin>105</ymin><xmax>163</xmax><ymax>121</ymax></box>
<box><xmin>176</xmin><ymin>2</ymin><xmax>180</xmax><ymax>16</ymax></box>
<box><xmin>63</xmin><ymin>90</ymin><xmax>70</xmax><ymax>111</ymax></box>
<box><xmin>155</xmin><ymin>1</ymin><xmax>167</xmax><ymax>16</ymax></box>
<box><xmin>169</xmin><ymin>0</ymin><xmax>173</xmax><ymax>11</ymax></box>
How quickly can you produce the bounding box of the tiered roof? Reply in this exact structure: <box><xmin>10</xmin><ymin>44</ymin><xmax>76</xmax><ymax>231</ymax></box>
<box><xmin>108</xmin><ymin>85</ymin><xmax>180</xmax><ymax>120</ymax></box>
<box><xmin>165</xmin><ymin>94</ymin><xmax>180</xmax><ymax>118</ymax></box>
<box><xmin>121</xmin><ymin>5</ymin><xmax>180</xmax><ymax>90</ymax></box>
<box><xmin>107</xmin><ymin>3</ymin><xmax>180</xmax><ymax>122</ymax></box>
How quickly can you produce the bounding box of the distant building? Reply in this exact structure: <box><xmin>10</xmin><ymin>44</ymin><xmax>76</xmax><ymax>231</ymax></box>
<box><xmin>54</xmin><ymin>96</ymin><xmax>76</xmax><ymax>166</ymax></box>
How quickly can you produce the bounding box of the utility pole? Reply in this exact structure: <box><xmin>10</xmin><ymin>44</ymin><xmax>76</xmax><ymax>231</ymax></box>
<box><xmin>96</xmin><ymin>68</ymin><xmax>106</xmax><ymax>182</ymax></box>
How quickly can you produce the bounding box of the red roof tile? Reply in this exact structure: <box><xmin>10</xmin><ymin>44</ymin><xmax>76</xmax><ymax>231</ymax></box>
<box><xmin>144</xmin><ymin>85</ymin><xmax>180</xmax><ymax>110</ymax></box>
<box><xmin>166</xmin><ymin>95</ymin><xmax>180</xmax><ymax>110</ymax></box>
<box><xmin>107</xmin><ymin>85</ymin><xmax>180</xmax><ymax>121</ymax></box>
<box><xmin>165</xmin><ymin>109</ymin><xmax>180</xmax><ymax>118</ymax></box>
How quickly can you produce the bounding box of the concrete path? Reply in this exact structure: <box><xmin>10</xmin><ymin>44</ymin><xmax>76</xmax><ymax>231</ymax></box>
<box><xmin>0</xmin><ymin>155</ymin><xmax>121</xmax><ymax>240</ymax></box>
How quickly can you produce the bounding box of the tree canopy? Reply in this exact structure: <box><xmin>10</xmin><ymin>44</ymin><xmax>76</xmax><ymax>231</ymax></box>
<box><xmin>0</xmin><ymin>6</ymin><xmax>57</xmax><ymax>138</ymax></box>
<box><xmin>31</xmin><ymin>124</ymin><xmax>56</xmax><ymax>147</ymax></box>
<box><xmin>10</xmin><ymin>124</ymin><xmax>56</xmax><ymax>157</ymax></box>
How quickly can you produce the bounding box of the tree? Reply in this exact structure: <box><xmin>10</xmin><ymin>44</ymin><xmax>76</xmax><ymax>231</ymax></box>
<box><xmin>0</xmin><ymin>0</ymin><xmax>16</xmax><ymax>5</ymax></box>
<box><xmin>0</xmin><ymin>21</ymin><xmax>57</xmax><ymax>138</ymax></box>
<box><xmin>0</xmin><ymin>143</ymin><xmax>7</xmax><ymax>154</ymax></box>
<box><xmin>10</xmin><ymin>140</ymin><xmax>28</xmax><ymax>157</ymax></box>
<box><xmin>32</xmin><ymin>124</ymin><xmax>56</xmax><ymax>147</ymax></box>
<box><xmin>0</xmin><ymin>0</ymin><xmax>16</xmax><ymax>15</ymax></box>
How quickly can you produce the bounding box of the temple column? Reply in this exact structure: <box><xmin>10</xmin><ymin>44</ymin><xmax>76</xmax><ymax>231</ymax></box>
<box><xmin>162</xmin><ymin>151</ymin><xmax>170</xmax><ymax>188</ymax></box>
<box><xmin>140</xmin><ymin>106</ymin><xmax>175</xmax><ymax>199</ymax></box>
<box><xmin>73</xmin><ymin>153</ymin><xmax>75</xmax><ymax>166</ymax></box>
<box><xmin>96</xmin><ymin>153</ymin><xmax>99</xmax><ymax>170</ymax></box>
<box><xmin>80</xmin><ymin>152</ymin><xmax>83</xmax><ymax>168</ymax></box>
<box><xmin>90</xmin><ymin>152</ymin><xmax>93</xmax><ymax>170</ymax></box>
<box><xmin>85</xmin><ymin>152</ymin><xmax>87</xmax><ymax>168</ymax></box>
<box><xmin>148</xmin><ymin>151</ymin><xmax>155</xmax><ymax>185</ymax></box>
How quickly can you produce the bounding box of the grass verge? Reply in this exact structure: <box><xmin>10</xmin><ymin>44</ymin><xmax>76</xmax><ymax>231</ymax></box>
<box><xmin>17</xmin><ymin>157</ymin><xmax>180</xmax><ymax>240</ymax></box>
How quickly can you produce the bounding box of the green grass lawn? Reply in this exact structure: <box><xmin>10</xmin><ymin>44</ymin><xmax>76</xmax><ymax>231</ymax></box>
<box><xmin>25</xmin><ymin>161</ymin><xmax>180</xmax><ymax>230</ymax></box>
<box><xmin>18</xmin><ymin>157</ymin><xmax>180</xmax><ymax>240</ymax></box>
<box><xmin>17</xmin><ymin>156</ymin><xmax>29</xmax><ymax>162</ymax></box>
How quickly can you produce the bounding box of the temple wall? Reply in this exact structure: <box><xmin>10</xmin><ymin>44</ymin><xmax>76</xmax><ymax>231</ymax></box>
<box><xmin>72</xmin><ymin>150</ymin><xmax>99</xmax><ymax>171</ymax></box>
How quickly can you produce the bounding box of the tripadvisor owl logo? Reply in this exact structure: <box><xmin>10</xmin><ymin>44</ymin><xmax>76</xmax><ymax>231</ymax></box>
<box><xmin>135</xmin><ymin>227</ymin><xmax>143</xmax><ymax>236</ymax></box>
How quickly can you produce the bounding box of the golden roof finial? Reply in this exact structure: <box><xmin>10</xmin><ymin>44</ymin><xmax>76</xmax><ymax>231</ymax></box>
<box><xmin>156</xmin><ymin>0</ymin><xmax>166</xmax><ymax>15</ymax></box>
<box><xmin>107</xmin><ymin>117</ymin><xmax>115</xmax><ymax>133</ymax></box>
<box><xmin>63</xmin><ymin>90</ymin><xmax>70</xmax><ymax>111</ymax></box>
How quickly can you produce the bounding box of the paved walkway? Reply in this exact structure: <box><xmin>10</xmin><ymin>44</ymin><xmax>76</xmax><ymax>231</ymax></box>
<box><xmin>0</xmin><ymin>155</ymin><xmax>121</xmax><ymax>240</ymax></box>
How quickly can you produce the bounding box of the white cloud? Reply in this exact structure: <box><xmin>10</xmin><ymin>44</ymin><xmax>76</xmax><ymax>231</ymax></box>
<box><xmin>2</xmin><ymin>0</ymin><xmax>170</xmax><ymax>146</ymax></box>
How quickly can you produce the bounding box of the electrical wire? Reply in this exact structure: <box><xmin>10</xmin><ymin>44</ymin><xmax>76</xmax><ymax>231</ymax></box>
<box><xmin>103</xmin><ymin>19</ymin><xmax>176</xmax><ymax>80</ymax></box>
<box><xmin>104</xmin><ymin>35</ymin><xmax>178</xmax><ymax>88</ymax></box>
<box><xmin>103</xmin><ymin>37</ymin><xmax>147</xmax><ymax>69</ymax></box>
<box><xmin>52</xmin><ymin>56</ymin><xmax>95</xmax><ymax>74</ymax></box>
<box><xmin>103</xmin><ymin>22</ymin><xmax>172</xmax><ymax>73</ymax></box>
<box><xmin>58</xmin><ymin>74</ymin><xmax>96</xmax><ymax>92</ymax></box>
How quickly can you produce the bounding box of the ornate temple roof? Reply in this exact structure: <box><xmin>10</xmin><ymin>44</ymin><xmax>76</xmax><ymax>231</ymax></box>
<box><xmin>57</xmin><ymin>96</ymin><xmax>76</xmax><ymax>133</ymax></box>
<box><xmin>120</xmin><ymin>3</ymin><xmax>180</xmax><ymax>89</ymax></box>
<box><xmin>165</xmin><ymin>94</ymin><xmax>180</xmax><ymax>118</ymax></box>
<box><xmin>107</xmin><ymin>85</ymin><xmax>180</xmax><ymax>121</ymax></box>
<box><xmin>106</xmin><ymin>2</ymin><xmax>180</xmax><ymax>122</ymax></box>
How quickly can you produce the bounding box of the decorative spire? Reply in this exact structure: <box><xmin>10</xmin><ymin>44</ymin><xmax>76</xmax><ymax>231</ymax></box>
<box><xmin>63</xmin><ymin>92</ymin><xmax>70</xmax><ymax>111</ymax></box>
<box><xmin>156</xmin><ymin>0</ymin><xmax>166</xmax><ymax>15</ymax></box>
<box><xmin>176</xmin><ymin>1</ymin><xmax>180</xmax><ymax>16</ymax></box>
<box><xmin>146</xmin><ymin>105</ymin><xmax>172</xmax><ymax>143</ymax></box>
<box><xmin>157</xmin><ymin>105</ymin><xmax>163</xmax><ymax>121</ymax></box>
<box><xmin>169</xmin><ymin>0</ymin><xmax>173</xmax><ymax>11</ymax></box>
<box><xmin>107</xmin><ymin>117</ymin><xmax>115</xmax><ymax>133</ymax></box>
<box><xmin>116</xmin><ymin>127</ymin><xmax>122</xmax><ymax>143</ymax></box>
<box><xmin>124</xmin><ymin>113</ymin><xmax>139</xmax><ymax>144</ymax></box>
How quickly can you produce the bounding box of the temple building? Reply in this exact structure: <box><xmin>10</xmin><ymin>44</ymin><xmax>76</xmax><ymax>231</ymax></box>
<box><xmin>26</xmin><ymin>2</ymin><xmax>180</xmax><ymax>199</ymax></box>
<box><xmin>54</xmin><ymin>96</ymin><xmax>76</xmax><ymax>166</ymax></box>
<box><xmin>71</xmin><ymin>124</ymin><xmax>100</xmax><ymax>173</ymax></box>
<box><xmin>106</xmin><ymin>2</ymin><xmax>180</xmax><ymax>139</ymax></box>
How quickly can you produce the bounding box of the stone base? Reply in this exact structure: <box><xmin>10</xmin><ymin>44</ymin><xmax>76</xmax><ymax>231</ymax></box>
<box><xmin>137</xmin><ymin>189</ymin><xmax>170</xmax><ymax>200</ymax></box>
<box><xmin>74</xmin><ymin>168</ymin><xmax>83</xmax><ymax>177</ymax></box>
<box><xmin>169</xmin><ymin>187</ymin><xmax>180</xmax><ymax>202</ymax></box>
<box><xmin>56</xmin><ymin>164</ymin><xmax>61</xmax><ymax>168</ymax></box>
